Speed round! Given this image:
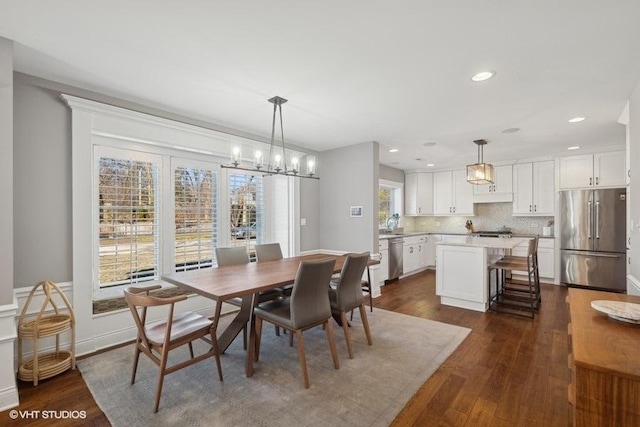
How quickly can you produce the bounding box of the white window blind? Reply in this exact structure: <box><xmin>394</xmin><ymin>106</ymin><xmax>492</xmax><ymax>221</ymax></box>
<box><xmin>98</xmin><ymin>156</ymin><xmax>159</xmax><ymax>288</ymax></box>
<box><xmin>229</xmin><ymin>173</ymin><xmax>264</xmax><ymax>261</ymax></box>
<box><xmin>174</xmin><ymin>167</ymin><xmax>218</xmax><ymax>272</ymax></box>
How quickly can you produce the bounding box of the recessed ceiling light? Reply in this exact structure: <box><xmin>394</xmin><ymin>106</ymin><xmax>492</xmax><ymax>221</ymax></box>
<box><xmin>389</xmin><ymin>148</ymin><xmax>399</xmax><ymax>153</ymax></box>
<box><xmin>426</xmin><ymin>163</ymin><xmax>434</xmax><ymax>167</ymax></box>
<box><xmin>423</xmin><ymin>142</ymin><xmax>437</xmax><ymax>147</ymax></box>
<box><xmin>415</xmin><ymin>158</ymin><xmax>422</xmax><ymax>161</ymax></box>
<box><xmin>567</xmin><ymin>146</ymin><xmax>581</xmax><ymax>150</ymax></box>
<box><xmin>502</xmin><ymin>127</ymin><xmax>520</xmax><ymax>134</ymax></box>
<box><xmin>568</xmin><ymin>116</ymin><xmax>586</xmax><ymax>123</ymax></box>
<box><xmin>470</xmin><ymin>70</ymin><xmax>496</xmax><ymax>82</ymax></box>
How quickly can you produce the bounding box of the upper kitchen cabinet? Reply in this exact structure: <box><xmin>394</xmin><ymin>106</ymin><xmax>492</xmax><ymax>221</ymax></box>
<box><xmin>433</xmin><ymin>169</ymin><xmax>474</xmax><ymax>215</ymax></box>
<box><xmin>559</xmin><ymin>151</ymin><xmax>626</xmax><ymax>189</ymax></box>
<box><xmin>405</xmin><ymin>172</ymin><xmax>433</xmax><ymax>215</ymax></box>
<box><xmin>512</xmin><ymin>161</ymin><xmax>555</xmax><ymax>216</ymax></box>
<box><xmin>473</xmin><ymin>164</ymin><xmax>513</xmax><ymax>203</ymax></box>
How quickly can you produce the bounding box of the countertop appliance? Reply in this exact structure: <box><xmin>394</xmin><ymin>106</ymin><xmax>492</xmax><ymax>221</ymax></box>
<box><xmin>559</xmin><ymin>188</ymin><xmax>626</xmax><ymax>292</ymax></box>
<box><xmin>388</xmin><ymin>237</ymin><xmax>404</xmax><ymax>280</ymax></box>
<box><xmin>472</xmin><ymin>230</ymin><xmax>513</xmax><ymax>238</ymax></box>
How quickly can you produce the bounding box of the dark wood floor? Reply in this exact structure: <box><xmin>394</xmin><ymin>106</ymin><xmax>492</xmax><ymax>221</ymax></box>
<box><xmin>1</xmin><ymin>269</ymin><xmax>569</xmax><ymax>426</ymax></box>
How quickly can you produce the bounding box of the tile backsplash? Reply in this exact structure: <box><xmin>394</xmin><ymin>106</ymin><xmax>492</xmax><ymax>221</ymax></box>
<box><xmin>403</xmin><ymin>202</ymin><xmax>553</xmax><ymax>235</ymax></box>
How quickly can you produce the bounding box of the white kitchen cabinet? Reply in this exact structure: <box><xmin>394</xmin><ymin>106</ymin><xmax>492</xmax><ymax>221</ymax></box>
<box><xmin>425</xmin><ymin>235</ymin><xmax>436</xmax><ymax>267</ymax></box>
<box><xmin>512</xmin><ymin>161</ymin><xmax>555</xmax><ymax>215</ymax></box>
<box><xmin>433</xmin><ymin>170</ymin><xmax>474</xmax><ymax>215</ymax></box>
<box><xmin>378</xmin><ymin>239</ymin><xmax>389</xmax><ymax>283</ymax></box>
<box><xmin>473</xmin><ymin>164</ymin><xmax>513</xmax><ymax>203</ymax></box>
<box><xmin>402</xmin><ymin>235</ymin><xmax>428</xmax><ymax>275</ymax></box>
<box><xmin>405</xmin><ymin>172</ymin><xmax>433</xmax><ymax>215</ymax></box>
<box><xmin>559</xmin><ymin>151</ymin><xmax>626</xmax><ymax>189</ymax></box>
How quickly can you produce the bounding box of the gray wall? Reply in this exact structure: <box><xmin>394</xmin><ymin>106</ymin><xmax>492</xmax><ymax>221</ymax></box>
<box><xmin>379</xmin><ymin>164</ymin><xmax>404</xmax><ymax>183</ymax></box>
<box><xmin>13</xmin><ymin>80</ymin><xmax>72</xmax><ymax>286</ymax></box>
<box><xmin>317</xmin><ymin>142</ymin><xmax>378</xmax><ymax>253</ymax></box>
<box><xmin>0</xmin><ymin>38</ymin><xmax>13</xmax><ymax>303</ymax></box>
<box><xmin>299</xmin><ymin>177</ymin><xmax>319</xmax><ymax>251</ymax></box>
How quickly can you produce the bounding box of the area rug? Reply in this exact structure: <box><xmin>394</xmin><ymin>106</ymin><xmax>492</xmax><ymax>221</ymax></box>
<box><xmin>78</xmin><ymin>308</ymin><xmax>470</xmax><ymax>427</ymax></box>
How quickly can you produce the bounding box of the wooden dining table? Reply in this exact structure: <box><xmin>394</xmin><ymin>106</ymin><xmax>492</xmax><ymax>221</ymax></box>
<box><xmin>161</xmin><ymin>252</ymin><xmax>377</xmax><ymax>377</ymax></box>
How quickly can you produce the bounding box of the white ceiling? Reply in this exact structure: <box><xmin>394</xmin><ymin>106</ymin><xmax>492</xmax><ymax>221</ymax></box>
<box><xmin>1</xmin><ymin>1</ymin><xmax>640</xmax><ymax>171</ymax></box>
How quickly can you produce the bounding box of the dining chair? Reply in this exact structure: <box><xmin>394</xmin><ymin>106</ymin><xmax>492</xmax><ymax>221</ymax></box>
<box><xmin>254</xmin><ymin>242</ymin><xmax>283</xmax><ymax>261</ymax></box>
<box><xmin>254</xmin><ymin>243</ymin><xmax>293</xmax><ymax>300</ymax></box>
<box><xmin>329</xmin><ymin>252</ymin><xmax>373</xmax><ymax>359</ymax></box>
<box><xmin>124</xmin><ymin>285</ymin><xmax>223</xmax><ymax>413</ymax></box>
<box><xmin>215</xmin><ymin>247</ymin><xmax>283</xmax><ymax>346</ymax></box>
<box><xmin>253</xmin><ymin>258</ymin><xmax>340</xmax><ymax>388</ymax></box>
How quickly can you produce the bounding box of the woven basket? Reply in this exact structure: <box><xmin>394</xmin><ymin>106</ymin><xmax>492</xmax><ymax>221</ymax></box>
<box><xmin>19</xmin><ymin>314</ymin><xmax>73</xmax><ymax>338</ymax></box>
<box><xmin>18</xmin><ymin>351</ymin><xmax>73</xmax><ymax>382</ymax></box>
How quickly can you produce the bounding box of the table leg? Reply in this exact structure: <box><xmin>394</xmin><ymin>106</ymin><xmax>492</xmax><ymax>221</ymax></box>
<box><xmin>246</xmin><ymin>293</ymin><xmax>259</xmax><ymax>377</ymax></box>
<box><xmin>217</xmin><ymin>295</ymin><xmax>253</xmax><ymax>354</ymax></box>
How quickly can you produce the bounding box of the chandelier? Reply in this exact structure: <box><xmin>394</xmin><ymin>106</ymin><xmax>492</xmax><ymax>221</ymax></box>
<box><xmin>221</xmin><ymin>96</ymin><xmax>319</xmax><ymax>180</ymax></box>
<box><xmin>466</xmin><ymin>139</ymin><xmax>495</xmax><ymax>184</ymax></box>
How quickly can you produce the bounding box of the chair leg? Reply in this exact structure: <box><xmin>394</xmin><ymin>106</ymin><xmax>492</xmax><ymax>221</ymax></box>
<box><xmin>210</xmin><ymin>329</ymin><xmax>223</xmax><ymax>382</ymax></box>
<box><xmin>131</xmin><ymin>341</ymin><xmax>142</xmax><ymax>384</ymax></box>
<box><xmin>325</xmin><ymin>319</ymin><xmax>340</xmax><ymax>370</ymax></box>
<box><xmin>289</xmin><ymin>329</ymin><xmax>294</xmax><ymax>347</ymax></box>
<box><xmin>188</xmin><ymin>342</ymin><xmax>195</xmax><ymax>359</ymax></box>
<box><xmin>340</xmin><ymin>311</ymin><xmax>353</xmax><ymax>359</ymax></box>
<box><xmin>154</xmin><ymin>349</ymin><xmax>169</xmax><ymax>413</ymax></box>
<box><xmin>359</xmin><ymin>304</ymin><xmax>373</xmax><ymax>346</ymax></box>
<box><xmin>295</xmin><ymin>330</ymin><xmax>310</xmax><ymax>388</ymax></box>
<box><xmin>243</xmin><ymin>325</ymin><xmax>247</xmax><ymax>350</ymax></box>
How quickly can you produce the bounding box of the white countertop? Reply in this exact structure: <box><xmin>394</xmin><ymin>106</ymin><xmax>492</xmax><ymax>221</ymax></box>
<box><xmin>435</xmin><ymin>236</ymin><xmax>531</xmax><ymax>249</ymax></box>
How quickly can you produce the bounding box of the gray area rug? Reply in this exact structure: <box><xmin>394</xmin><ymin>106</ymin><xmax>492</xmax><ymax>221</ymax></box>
<box><xmin>78</xmin><ymin>308</ymin><xmax>470</xmax><ymax>427</ymax></box>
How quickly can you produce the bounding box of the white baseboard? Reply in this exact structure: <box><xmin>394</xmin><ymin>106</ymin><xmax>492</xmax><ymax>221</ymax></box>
<box><xmin>0</xmin><ymin>296</ymin><xmax>19</xmax><ymax>411</ymax></box>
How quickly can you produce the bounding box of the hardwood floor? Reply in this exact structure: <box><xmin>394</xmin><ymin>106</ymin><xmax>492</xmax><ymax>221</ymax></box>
<box><xmin>1</xmin><ymin>269</ymin><xmax>569</xmax><ymax>426</ymax></box>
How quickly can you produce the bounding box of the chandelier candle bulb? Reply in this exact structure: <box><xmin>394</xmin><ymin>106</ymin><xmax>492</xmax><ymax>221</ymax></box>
<box><xmin>306</xmin><ymin>156</ymin><xmax>316</xmax><ymax>176</ymax></box>
<box><xmin>231</xmin><ymin>146</ymin><xmax>241</xmax><ymax>166</ymax></box>
<box><xmin>253</xmin><ymin>150</ymin><xmax>263</xmax><ymax>169</ymax></box>
<box><xmin>273</xmin><ymin>153</ymin><xmax>282</xmax><ymax>172</ymax></box>
<box><xmin>290</xmin><ymin>157</ymin><xmax>299</xmax><ymax>174</ymax></box>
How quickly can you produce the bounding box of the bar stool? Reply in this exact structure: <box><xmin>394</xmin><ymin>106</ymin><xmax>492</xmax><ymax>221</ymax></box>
<box><xmin>488</xmin><ymin>237</ymin><xmax>539</xmax><ymax>318</ymax></box>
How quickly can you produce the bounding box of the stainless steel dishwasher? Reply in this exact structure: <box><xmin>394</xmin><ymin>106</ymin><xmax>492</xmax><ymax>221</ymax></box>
<box><xmin>388</xmin><ymin>237</ymin><xmax>404</xmax><ymax>280</ymax></box>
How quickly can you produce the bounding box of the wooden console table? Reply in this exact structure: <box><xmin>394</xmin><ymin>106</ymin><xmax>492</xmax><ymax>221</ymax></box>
<box><xmin>566</xmin><ymin>288</ymin><xmax>640</xmax><ymax>426</ymax></box>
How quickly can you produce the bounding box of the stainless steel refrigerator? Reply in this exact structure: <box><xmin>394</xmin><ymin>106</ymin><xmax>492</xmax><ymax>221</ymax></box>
<box><xmin>559</xmin><ymin>188</ymin><xmax>626</xmax><ymax>292</ymax></box>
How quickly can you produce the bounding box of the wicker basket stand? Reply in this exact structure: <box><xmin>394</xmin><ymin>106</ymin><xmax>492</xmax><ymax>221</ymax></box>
<box><xmin>17</xmin><ymin>280</ymin><xmax>76</xmax><ymax>386</ymax></box>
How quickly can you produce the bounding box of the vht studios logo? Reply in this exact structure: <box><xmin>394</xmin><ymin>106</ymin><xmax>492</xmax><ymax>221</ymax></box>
<box><xmin>9</xmin><ymin>409</ymin><xmax>87</xmax><ymax>420</ymax></box>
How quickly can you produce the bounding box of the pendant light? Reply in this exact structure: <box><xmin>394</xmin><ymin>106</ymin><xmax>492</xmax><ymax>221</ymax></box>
<box><xmin>466</xmin><ymin>139</ymin><xmax>495</xmax><ymax>184</ymax></box>
<box><xmin>221</xmin><ymin>96</ymin><xmax>319</xmax><ymax>180</ymax></box>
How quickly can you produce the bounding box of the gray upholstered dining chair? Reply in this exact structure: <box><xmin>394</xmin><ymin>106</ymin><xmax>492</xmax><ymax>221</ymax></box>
<box><xmin>255</xmin><ymin>243</ymin><xmax>293</xmax><ymax>299</ymax></box>
<box><xmin>124</xmin><ymin>285</ymin><xmax>223</xmax><ymax>413</ymax></box>
<box><xmin>254</xmin><ymin>242</ymin><xmax>284</xmax><ymax>261</ymax></box>
<box><xmin>253</xmin><ymin>258</ymin><xmax>340</xmax><ymax>388</ymax></box>
<box><xmin>329</xmin><ymin>252</ymin><xmax>373</xmax><ymax>359</ymax></box>
<box><xmin>215</xmin><ymin>246</ymin><xmax>282</xmax><ymax>347</ymax></box>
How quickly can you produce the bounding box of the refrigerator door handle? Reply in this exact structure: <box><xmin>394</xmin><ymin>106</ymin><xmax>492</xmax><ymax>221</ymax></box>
<box><xmin>563</xmin><ymin>250</ymin><xmax>621</xmax><ymax>259</ymax></box>
<box><xmin>587</xmin><ymin>201</ymin><xmax>592</xmax><ymax>239</ymax></box>
<box><xmin>595</xmin><ymin>201</ymin><xmax>600</xmax><ymax>239</ymax></box>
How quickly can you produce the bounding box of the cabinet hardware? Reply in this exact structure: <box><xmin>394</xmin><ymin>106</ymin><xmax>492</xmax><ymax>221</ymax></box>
<box><xmin>595</xmin><ymin>177</ymin><xmax>599</xmax><ymax>185</ymax></box>
<box><xmin>589</xmin><ymin>177</ymin><xmax>592</xmax><ymax>186</ymax></box>
<box><xmin>529</xmin><ymin>205</ymin><xmax>532</xmax><ymax>212</ymax></box>
<box><xmin>534</xmin><ymin>205</ymin><xmax>537</xmax><ymax>212</ymax></box>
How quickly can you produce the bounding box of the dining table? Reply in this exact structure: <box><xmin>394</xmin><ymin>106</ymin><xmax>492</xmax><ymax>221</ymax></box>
<box><xmin>161</xmin><ymin>252</ymin><xmax>378</xmax><ymax>377</ymax></box>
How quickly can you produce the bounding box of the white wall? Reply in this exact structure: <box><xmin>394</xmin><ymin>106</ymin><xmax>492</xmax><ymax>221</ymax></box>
<box><xmin>317</xmin><ymin>142</ymin><xmax>378</xmax><ymax>253</ymax></box>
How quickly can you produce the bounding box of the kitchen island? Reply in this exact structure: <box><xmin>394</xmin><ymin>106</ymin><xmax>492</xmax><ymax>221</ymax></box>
<box><xmin>435</xmin><ymin>236</ymin><xmax>532</xmax><ymax>312</ymax></box>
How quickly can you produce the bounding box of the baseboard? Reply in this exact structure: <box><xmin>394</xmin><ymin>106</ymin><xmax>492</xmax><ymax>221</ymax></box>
<box><xmin>627</xmin><ymin>275</ymin><xmax>640</xmax><ymax>296</ymax></box>
<box><xmin>0</xmin><ymin>296</ymin><xmax>19</xmax><ymax>411</ymax></box>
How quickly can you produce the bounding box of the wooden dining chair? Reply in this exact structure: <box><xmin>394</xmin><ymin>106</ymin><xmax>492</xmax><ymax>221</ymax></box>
<box><xmin>329</xmin><ymin>252</ymin><xmax>373</xmax><ymax>359</ymax></box>
<box><xmin>124</xmin><ymin>285</ymin><xmax>223</xmax><ymax>413</ymax></box>
<box><xmin>252</xmin><ymin>258</ymin><xmax>340</xmax><ymax>388</ymax></box>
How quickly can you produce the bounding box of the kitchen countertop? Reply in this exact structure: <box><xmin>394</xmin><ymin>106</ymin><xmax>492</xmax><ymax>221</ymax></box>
<box><xmin>435</xmin><ymin>236</ymin><xmax>531</xmax><ymax>249</ymax></box>
<box><xmin>379</xmin><ymin>232</ymin><xmax>554</xmax><ymax>240</ymax></box>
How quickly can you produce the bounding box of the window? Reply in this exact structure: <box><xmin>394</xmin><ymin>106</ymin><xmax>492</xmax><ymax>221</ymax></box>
<box><xmin>378</xmin><ymin>180</ymin><xmax>403</xmax><ymax>228</ymax></box>
<box><xmin>98</xmin><ymin>154</ymin><xmax>159</xmax><ymax>288</ymax></box>
<box><xmin>174</xmin><ymin>166</ymin><xmax>218</xmax><ymax>272</ymax></box>
<box><xmin>229</xmin><ymin>173</ymin><xmax>264</xmax><ymax>260</ymax></box>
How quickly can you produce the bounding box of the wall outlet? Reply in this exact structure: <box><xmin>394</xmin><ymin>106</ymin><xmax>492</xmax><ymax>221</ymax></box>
<box><xmin>435</xmin><ymin>221</ymin><xmax>440</xmax><ymax>227</ymax></box>
<box><xmin>530</xmin><ymin>223</ymin><xmax>539</xmax><ymax>228</ymax></box>
<box><xmin>300</xmin><ymin>218</ymin><xmax>307</xmax><ymax>226</ymax></box>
